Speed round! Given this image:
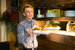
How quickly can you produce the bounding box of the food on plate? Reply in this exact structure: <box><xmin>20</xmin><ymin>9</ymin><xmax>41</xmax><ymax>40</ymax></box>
<box><xmin>52</xmin><ymin>26</ymin><xmax>60</xmax><ymax>28</ymax></box>
<box><xmin>33</xmin><ymin>27</ymin><xmax>41</xmax><ymax>30</ymax></box>
<box><xmin>42</xmin><ymin>29</ymin><xmax>47</xmax><ymax>31</ymax></box>
<box><xmin>46</xmin><ymin>24</ymin><xmax>52</xmax><ymax>27</ymax></box>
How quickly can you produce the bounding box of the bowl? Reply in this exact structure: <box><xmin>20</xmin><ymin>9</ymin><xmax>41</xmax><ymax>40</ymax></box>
<box><xmin>64</xmin><ymin>10</ymin><xmax>75</xmax><ymax>17</ymax></box>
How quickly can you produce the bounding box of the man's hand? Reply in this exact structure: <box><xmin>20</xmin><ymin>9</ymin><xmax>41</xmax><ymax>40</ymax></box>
<box><xmin>26</xmin><ymin>29</ymin><xmax>33</xmax><ymax>35</ymax></box>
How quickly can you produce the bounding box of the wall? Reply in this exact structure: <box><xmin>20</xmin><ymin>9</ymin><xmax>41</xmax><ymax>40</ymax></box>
<box><xmin>1</xmin><ymin>0</ymin><xmax>6</xmax><ymax>14</ymax></box>
<box><xmin>37</xmin><ymin>21</ymin><xmax>47</xmax><ymax>28</ymax></box>
<box><xmin>36</xmin><ymin>21</ymin><xmax>67</xmax><ymax>30</ymax></box>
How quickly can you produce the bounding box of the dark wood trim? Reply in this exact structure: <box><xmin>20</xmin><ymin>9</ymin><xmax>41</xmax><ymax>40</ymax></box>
<box><xmin>34</xmin><ymin>17</ymin><xmax>75</xmax><ymax>21</ymax></box>
<box><xmin>37</xmin><ymin>34</ymin><xmax>75</xmax><ymax>50</ymax></box>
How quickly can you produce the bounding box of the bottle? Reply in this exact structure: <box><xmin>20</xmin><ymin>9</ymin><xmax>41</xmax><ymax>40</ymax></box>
<box><xmin>37</xmin><ymin>9</ymin><xmax>42</xmax><ymax>18</ymax></box>
<box><xmin>38</xmin><ymin>9</ymin><xmax>40</xmax><ymax>15</ymax></box>
<box><xmin>46</xmin><ymin>10</ymin><xmax>50</xmax><ymax>17</ymax></box>
<box><xmin>66</xmin><ymin>21</ymin><xmax>71</xmax><ymax>32</ymax></box>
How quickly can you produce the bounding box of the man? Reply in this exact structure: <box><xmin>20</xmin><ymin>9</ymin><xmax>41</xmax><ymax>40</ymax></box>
<box><xmin>17</xmin><ymin>5</ymin><xmax>38</xmax><ymax>50</ymax></box>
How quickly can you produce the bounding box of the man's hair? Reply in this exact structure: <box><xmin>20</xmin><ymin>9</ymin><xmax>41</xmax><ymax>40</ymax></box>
<box><xmin>22</xmin><ymin>5</ymin><xmax>34</xmax><ymax>13</ymax></box>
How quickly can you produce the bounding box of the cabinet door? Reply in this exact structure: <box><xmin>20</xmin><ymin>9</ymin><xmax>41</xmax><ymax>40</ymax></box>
<box><xmin>38</xmin><ymin>35</ymin><xmax>74</xmax><ymax>50</ymax></box>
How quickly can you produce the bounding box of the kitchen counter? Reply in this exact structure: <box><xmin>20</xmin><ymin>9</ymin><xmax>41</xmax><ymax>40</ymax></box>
<box><xmin>47</xmin><ymin>32</ymin><xmax>75</xmax><ymax>47</ymax></box>
<box><xmin>34</xmin><ymin>30</ymin><xmax>75</xmax><ymax>36</ymax></box>
<box><xmin>36</xmin><ymin>30</ymin><xmax>75</xmax><ymax>50</ymax></box>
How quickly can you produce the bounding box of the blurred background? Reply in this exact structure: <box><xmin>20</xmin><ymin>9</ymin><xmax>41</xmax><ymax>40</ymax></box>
<box><xmin>0</xmin><ymin>0</ymin><xmax>75</xmax><ymax>50</ymax></box>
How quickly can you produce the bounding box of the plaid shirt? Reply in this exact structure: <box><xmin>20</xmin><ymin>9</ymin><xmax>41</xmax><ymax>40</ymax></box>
<box><xmin>17</xmin><ymin>19</ymin><xmax>38</xmax><ymax>48</ymax></box>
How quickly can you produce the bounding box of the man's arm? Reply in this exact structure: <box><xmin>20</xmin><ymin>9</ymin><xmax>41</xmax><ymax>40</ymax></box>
<box><xmin>17</xmin><ymin>24</ymin><xmax>28</xmax><ymax>43</ymax></box>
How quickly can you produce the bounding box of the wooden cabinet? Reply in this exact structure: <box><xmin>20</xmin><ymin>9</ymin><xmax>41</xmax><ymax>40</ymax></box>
<box><xmin>37</xmin><ymin>34</ymin><xmax>75</xmax><ymax>50</ymax></box>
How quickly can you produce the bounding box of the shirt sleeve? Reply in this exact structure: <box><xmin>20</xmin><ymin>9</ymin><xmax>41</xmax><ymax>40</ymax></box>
<box><xmin>17</xmin><ymin>24</ymin><xmax>28</xmax><ymax>43</ymax></box>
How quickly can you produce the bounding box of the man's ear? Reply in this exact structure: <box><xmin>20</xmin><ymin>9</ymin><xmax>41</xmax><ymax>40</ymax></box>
<box><xmin>23</xmin><ymin>13</ymin><xmax>26</xmax><ymax>16</ymax></box>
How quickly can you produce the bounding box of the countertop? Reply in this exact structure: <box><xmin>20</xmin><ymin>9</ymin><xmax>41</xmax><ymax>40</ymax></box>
<box><xmin>34</xmin><ymin>30</ymin><xmax>75</xmax><ymax>36</ymax></box>
<box><xmin>36</xmin><ymin>30</ymin><xmax>75</xmax><ymax>47</ymax></box>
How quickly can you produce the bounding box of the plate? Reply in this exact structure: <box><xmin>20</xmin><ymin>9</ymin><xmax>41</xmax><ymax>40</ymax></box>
<box><xmin>33</xmin><ymin>30</ymin><xmax>51</xmax><ymax>35</ymax></box>
<box><xmin>46</xmin><ymin>27</ymin><xmax>61</xmax><ymax>30</ymax></box>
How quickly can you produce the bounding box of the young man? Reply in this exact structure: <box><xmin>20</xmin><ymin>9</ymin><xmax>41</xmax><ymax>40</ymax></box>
<box><xmin>17</xmin><ymin>5</ymin><xmax>38</xmax><ymax>50</ymax></box>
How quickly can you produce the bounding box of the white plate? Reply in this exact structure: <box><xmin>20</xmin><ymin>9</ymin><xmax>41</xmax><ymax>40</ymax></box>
<box><xmin>46</xmin><ymin>27</ymin><xmax>61</xmax><ymax>30</ymax></box>
<box><xmin>46</xmin><ymin>27</ymin><xmax>53</xmax><ymax>30</ymax></box>
<box><xmin>33</xmin><ymin>30</ymin><xmax>51</xmax><ymax>35</ymax></box>
<box><xmin>64</xmin><ymin>10</ymin><xmax>75</xmax><ymax>17</ymax></box>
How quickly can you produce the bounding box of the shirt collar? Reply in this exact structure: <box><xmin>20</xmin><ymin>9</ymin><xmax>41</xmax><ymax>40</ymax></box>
<box><xmin>25</xmin><ymin>18</ymin><xmax>33</xmax><ymax>23</ymax></box>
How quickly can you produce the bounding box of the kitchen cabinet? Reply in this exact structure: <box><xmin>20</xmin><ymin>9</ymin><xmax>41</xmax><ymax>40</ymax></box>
<box><xmin>34</xmin><ymin>8</ymin><xmax>75</xmax><ymax>21</ymax></box>
<box><xmin>37</xmin><ymin>32</ymin><xmax>75</xmax><ymax>50</ymax></box>
<box><xmin>34</xmin><ymin>7</ymin><xmax>75</xmax><ymax>50</ymax></box>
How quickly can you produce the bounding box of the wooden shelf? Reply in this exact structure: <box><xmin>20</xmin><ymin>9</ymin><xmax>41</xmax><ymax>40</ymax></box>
<box><xmin>34</xmin><ymin>17</ymin><xmax>75</xmax><ymax>21</ymax></box>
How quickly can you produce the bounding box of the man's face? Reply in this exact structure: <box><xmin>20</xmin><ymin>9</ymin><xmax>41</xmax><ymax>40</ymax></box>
<box><xmin>23</xmin><ymin>7</ymin><xmax>33</xmax><ymax>19</ymax></box>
